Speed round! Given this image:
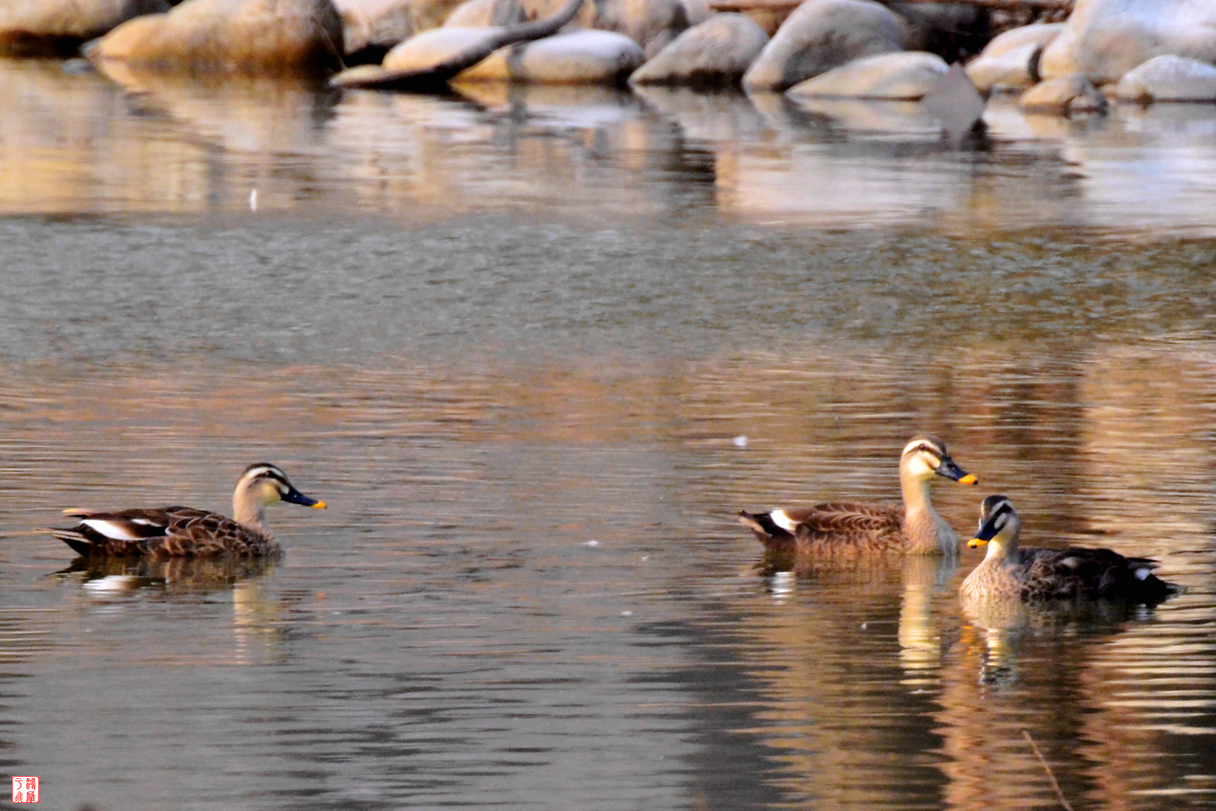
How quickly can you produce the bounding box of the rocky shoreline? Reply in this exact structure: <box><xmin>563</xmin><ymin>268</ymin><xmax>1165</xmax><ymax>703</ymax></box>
<box><xmin>5</xmin><ymin>0</ymin><xmax>1216</xmax><ymax>116</ymax></box>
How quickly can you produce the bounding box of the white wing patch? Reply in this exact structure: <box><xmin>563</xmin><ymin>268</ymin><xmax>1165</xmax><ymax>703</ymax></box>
<box><xmin>770</xmin><ymin>509</ymin><xmax>798</xmax><ymax>532</ymax></box>
<box><xmin>81</xmin><ymin>519</ymin><xmax>150</xmax><ymax>541</ymax></box>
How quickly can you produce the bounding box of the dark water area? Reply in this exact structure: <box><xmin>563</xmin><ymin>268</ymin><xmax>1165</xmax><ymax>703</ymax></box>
<box><xmin>2</xmin><ymin>57</ymin><xmax>1216</xmax><ymax>810</ymax></box>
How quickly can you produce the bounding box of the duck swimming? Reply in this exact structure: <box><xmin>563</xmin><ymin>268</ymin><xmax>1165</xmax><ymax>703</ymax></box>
<box><xmin>960</xmin><ymin>494</ymin><xmax>1176</xmax><ymax>604</ymax></box>
<box><xmin>738</xmin><ymin>435</ymin><xmax>977</xmax><ymax>557</ymax></box>
<box><xmin>46</xmin><ymin>463</ymin><xmax>326</xmax><ymax>558</ymax></box>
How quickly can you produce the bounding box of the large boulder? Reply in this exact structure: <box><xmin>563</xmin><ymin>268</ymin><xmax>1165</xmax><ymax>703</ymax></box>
<box><xmin>889</xmin><ymin>2</ymin><xmax>987</xmax><ymax>63</ymax></box>
<box><xmin>964</xmin><ymin>23</ymin><xmax>1063</xmax><ymax>93</ymax></box>
<box><xmin>458</xmin><ymin>29</ymin><xmax>644</xmax><ymax>82</ymax></box>
<box><xmin>1019</xmin><ymin>73</ymin><xmax>1108</xmax><ymax>114</ymax></box>
<box><xmin>629</xmin><ymin>12</ymin><xmax>768</xmax><ymax>87</ymax></box>
<box><xmin>0</xmin><ymin>0</ymin><xmax>168</xmax><ymax>55</ymax></box>
<box><xmin>1114</xmin><ymin>54</ymin><xmax>1216</xmax><ymax>103</ymax></box>
<box><xmin>382</xmin><ymin>26</ymin><xmax>642</xmax><ymax>83</ymax></box>
<box><xmin>443</xmin><ymin>0</ymin><xmax>525</xmax><ymax>27</ymax></box>
<box><xmin>678</xmin><ymin>0</ymin><xmax>710</xmax><ymax>27</ymax></box>
<box><xmin>592</xmin><ymin>0</ymin><xmax>691</xmax><ymax>58</ymax></box>
<box><xmin>335</xmin><ymin>0</ymin><xmax>415</xmax><ymax>57</ymax></box>
<box><xmin>381</xmin><ymin>25</ymin><xmax>496</xmax><ymax>71</ymax></box>
<box><xmin>742</xmin><ymin>0</ymin><xmax>905</xmax><ymax>92</ymax></box>
<box><xmin>88</xmin><ymin>0</ymin><xmax>345</xmax><ymax>74</ymax></box>
<box><xmin>472</xmin><ymin>0</ymin><xmax>685</xmax><ymax>55</ymax></box>
<box><xmin>410</xmin><ymin>0</ymin><xmax>472</xmax><ymax>29</ymax></box>
<box><xmin>1040</xmin><ymin>0</ymin><xmax>1216</xmax><ymax>86</ymax></box>
<box><xmin>786</xmin><ymin>51</ymin><xmax>948</xmax><ymax>99</ymax></box>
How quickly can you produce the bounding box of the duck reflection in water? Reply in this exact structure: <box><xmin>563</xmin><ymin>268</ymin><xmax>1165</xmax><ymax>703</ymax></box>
<box><xmin>56</xmin><ymin>554</ymin><xmax>279</xmax><ymax>596</ymax></box>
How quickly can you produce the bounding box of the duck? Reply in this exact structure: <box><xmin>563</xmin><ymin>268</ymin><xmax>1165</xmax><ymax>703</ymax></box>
<box><xmin>45</xmin><ymin>463</ymin><xmax>326</xmax><ymax>558</ymax></box>
<box><xmin>960</xmin><ymin>494</ymin><xmax>1176</xmax><ymax>604</ymax></box>
<box><xmin>738</xmin><ymin>435</ymin><xmax>977</xmax><ymax>557</ymax></box>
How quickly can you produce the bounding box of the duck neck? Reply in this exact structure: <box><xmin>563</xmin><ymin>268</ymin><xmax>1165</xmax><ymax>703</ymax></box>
<box><xmin>901</xmin><ymin>473</ymin><xmax>956</xmax><ymax>555</ymax></box>
<box><xmin>987</xmin><ymin>534</ymin><xmax>1018</xmax><ymax>563</ymax></box>
<box><xmin>234</xmin><ymin>488</ymin><xmax>272</xmax><ymax>537</ymax></box>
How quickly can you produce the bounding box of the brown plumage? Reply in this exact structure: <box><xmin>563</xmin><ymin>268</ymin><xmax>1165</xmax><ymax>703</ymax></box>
<box><xmin>738</xmin><ymin>435</ymin><xmax>977</xmax><ymax>557</ymax></box>
<box><xmin>46</xmin><ymin>463</ymin><xmax>326</xmax><ymax>559</ymax></box>
<box><xmin>961</xmin><ymin>495</ymin><xmax>1177</xmax><ymax>604</ymax></box>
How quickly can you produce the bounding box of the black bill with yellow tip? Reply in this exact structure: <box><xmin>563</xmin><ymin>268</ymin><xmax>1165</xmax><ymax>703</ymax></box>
<box><xmin>934</xmin><ymin>456</ymin><xmax>977</xmax><ymax>486</ymax></box>
<box><xmin>967</xmin><ymin>513</ymin><xmax>1002</xmax><ymax>548</ymax></box>
<box><xmin>282</xmin><ymin>486</ymin><xmax>327</xmax><ymax>509</ymax></box>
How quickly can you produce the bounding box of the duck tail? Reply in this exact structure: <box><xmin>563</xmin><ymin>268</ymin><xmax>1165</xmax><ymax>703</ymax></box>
<box><xmin>42</xmin><ymin>528</ymin><xmax>96</xmax><ymax>557</ymax></box>
<box><xmin>738</xmin><ymin>510</ymin><xmax>796</xmax><ymax>546</ymax></box>
<box><xmin>1129</xmin><ymin>559</ymin><xmax>1180</xmax><ymax>604</ymax></box>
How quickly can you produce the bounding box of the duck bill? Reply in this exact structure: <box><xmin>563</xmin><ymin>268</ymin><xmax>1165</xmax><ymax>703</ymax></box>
<box><xmin>968</xmin><ymin>516</ymin><xmax>1001</xmax><ymax>547</ymax></box>
<box><xmin>283</xmin><ymin>487</ymin><xmax>327</xmax><ymax>509</ymax></box>
<box><xmin>935</xmin><ymin>458</ymin><xmax>977</xmax><ymax>485</ymax></box>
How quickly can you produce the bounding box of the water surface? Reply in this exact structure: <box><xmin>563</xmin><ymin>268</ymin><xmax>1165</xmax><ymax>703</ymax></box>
<box><xmin>1</xmin><ymin>56</ymin><xmax>1216</xmax><ymax>811</ymax></box>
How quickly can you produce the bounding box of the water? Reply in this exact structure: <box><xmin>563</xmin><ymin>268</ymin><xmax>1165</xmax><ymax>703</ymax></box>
<box><xmin>1</xmin><ymin>57</ymin><xmax>1216</xmax><ymax>810</ymax></box>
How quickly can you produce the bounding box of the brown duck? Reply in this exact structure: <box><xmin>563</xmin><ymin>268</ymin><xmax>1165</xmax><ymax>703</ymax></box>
<box><xmin>46</xmin><ymin>463</ymin><xmax>326</xmax><ymax>558</ymax></box>
<box><xmin>961</xmin><ymin>495</ymin><xmax>1177</xmax><ymax>604</ymax></box>
<box><xmin>738</xmin><ymin>435</ymin><xmax>977</xmax><ymax>557</ymax></box>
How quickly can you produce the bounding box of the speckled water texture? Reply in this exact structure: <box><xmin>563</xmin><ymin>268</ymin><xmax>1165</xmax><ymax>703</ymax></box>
<box><xmin>2</xmin><ymin>57</ymin><xmax>1216</xmax><ymax>811</ymax></box>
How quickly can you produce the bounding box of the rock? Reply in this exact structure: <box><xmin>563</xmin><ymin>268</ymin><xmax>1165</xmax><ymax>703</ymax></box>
<box><xmin>1041</xmin><ymin>0</ymin><xmax>1216</xmax><ymax>86</ymax></box>
<box><xmin>335</xmin><ymin>0</ymin><xmax>416</xmax><ymax>57</ymax></box>
<box><xmin>678</xmin><ymin>0</ymin><xmax>710</xmax><ymax>27</ymax></box>
<box><xmin>381</xmin><ymin>25</ymin><xmax>498</xmax><ymax>72</ymax></box>
<box><xmin>335</xmin><ymin>0</ymin><xmax>585</xmax><ymax>88</ymax></box>
<box><xmin>742</xmin><ymin>0</ymin><xmax>905</xmax><ymax>93</ymax></box>
<box><xmin>964</xmin><ymin>23</ymin><xmax>1063</xmax><ymax>93</ymax></box>
<box><xmin>786</xmin><ymin>51</ymin><xmax>948</xmax><ymax>99</ymax></box>
<box><xmin>593</xmin><ymin>0</ymin><xmax>691</xmax><ymax>58</ymax></box>
<box><xmin>444</xmin><ymin>0</ymin><xmax>525</xmax><ymax>27</ymax></box>
<box><xmin>411</xmin><ymin>0</ymin><xmax>473</xmax><ymax>29</ymax></box>
<box><xmin>0</xmin><ymin>0</ymin><xmax>169</xmax><ymax>56</ymax></box>
<box><xmin>458</xmin><ymin>29</ymin><xmax>644</xmax><ymax>83</ymax></box>
<box><xmin>920</xmin><ymin>62</ymin><xmax>984</xmax><ymax>139</ymax></box>
<box><xmin>520</xmin><ymin>0</ymin><xmax>594</xmax><ymax>25</ymax></box>
<box><xmin>889</xmin><ymin>2</ymin><xmax>987</xmax><ymax>64</ymax></box>
<box><xmin>1019</xmin><ymin>73</ymin><xmax>1108</xmax><ymax>115</ymax></box>
<box><xmin>88</xmin><ymin>0</ymin><xmax>345</xmax><ymax>74</ymax></box>
<box><xmin>1114</xmin><ymin>54</ymin><xmax>1216</xmax><ymax>103</ymax></box>
<box><xmin>629</xmin><ymin>13</ymin><xmax>768</xmax><ymax>87</ymax></box>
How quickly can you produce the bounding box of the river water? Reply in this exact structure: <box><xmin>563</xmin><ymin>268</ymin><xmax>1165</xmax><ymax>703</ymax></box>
<box><xmin>1</xmin><ymin>57</ymin><xmax>1216</xmax><ymax>810</ymax></box>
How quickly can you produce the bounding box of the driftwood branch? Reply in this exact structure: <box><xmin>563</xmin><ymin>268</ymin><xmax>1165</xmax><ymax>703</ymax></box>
<box><xmin>331</xmin><ymin>0</ymin><xmax>585</xmax><ymax>91</ymax></box>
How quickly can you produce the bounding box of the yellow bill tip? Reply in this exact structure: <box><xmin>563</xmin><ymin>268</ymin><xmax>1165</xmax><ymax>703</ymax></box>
<box><xmin>311</xmin><ymin>500</ymin><xmax>328</xmax><ymax>510</ymax></box>
<box><xmin>959</xmin><ymin>474</ymin><xmax>978</xmax><ymax>485</ymax></box>
<box><xmin>967</xmin><ymin>537</ymin><xmax>987</xmax><ymax>548</ymax></box>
